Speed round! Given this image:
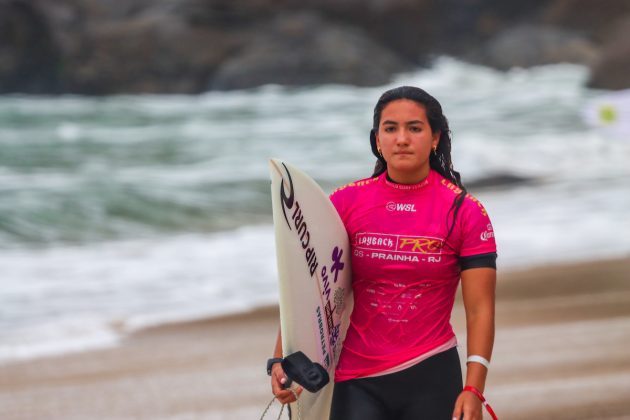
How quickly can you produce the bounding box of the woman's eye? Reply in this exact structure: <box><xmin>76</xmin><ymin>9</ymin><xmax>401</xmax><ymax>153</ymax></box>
<box><xmin>384</xmin><ymin>126</ymin><xmax>396</xmax><ymax>133</ymax></box>
<box><xmin>410</xmin><ymin>126</ymin><xmax>421</xmax><ymax>132</ymax></box>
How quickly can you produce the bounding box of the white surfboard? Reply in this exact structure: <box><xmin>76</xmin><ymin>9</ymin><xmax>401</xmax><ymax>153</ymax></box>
<box><xmin>269</xmin><ymin>159</ymin><xmax>352</xmax><ymax>420</ymax></box>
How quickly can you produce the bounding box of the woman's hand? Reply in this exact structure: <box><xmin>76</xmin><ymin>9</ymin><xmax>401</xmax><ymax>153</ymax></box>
<box><xmin>270</xmin><ymin>362</ymin><xmax>303</xmax><ymax>404</ymax></box>
<box><xmin>452</xmin><ymin>390</ymin><xmax>483</xmax><ymax>420</ymax></box>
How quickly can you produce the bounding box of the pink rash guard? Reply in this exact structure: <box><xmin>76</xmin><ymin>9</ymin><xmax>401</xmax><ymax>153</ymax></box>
<box><xmin>329</xmin><ymin>169</ymin><xmax>497</xmax><ymax>382</ymax></box>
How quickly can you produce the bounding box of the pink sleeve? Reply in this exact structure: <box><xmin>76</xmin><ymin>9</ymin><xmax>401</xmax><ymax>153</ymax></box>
<box><xmin>458</xmin><ymin>195</ymin><xmax>497</xmax><ymax>257</ymax></box>
<box><xmin>329</xmin><ymin>189</ymin><xmax>346</xmax><ymax>221</ymax></box>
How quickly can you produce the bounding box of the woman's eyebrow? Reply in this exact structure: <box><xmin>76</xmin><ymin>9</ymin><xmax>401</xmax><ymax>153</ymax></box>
<box><xmin>382</xmin><ymin>120</ymin><xmax>425</xmax><ymax>125</ymax></box>
<box><xmin>383</xmin><ymin>120</ymin><xmax>424</xmax><ymax>125</ymax></box>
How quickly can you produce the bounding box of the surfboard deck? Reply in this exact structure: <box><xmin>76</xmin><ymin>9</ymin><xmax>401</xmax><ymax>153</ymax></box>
<box><xmin>269</xmin><ymin>159</ymin><xmax>352</xmax><ymax>420</ymax></box>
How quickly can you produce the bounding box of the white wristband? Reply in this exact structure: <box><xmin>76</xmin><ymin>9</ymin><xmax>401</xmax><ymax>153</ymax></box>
<box><xmin>467</xmin><ymin>355</ymin><xmax>490</xmax><ymax>369</ymax></box>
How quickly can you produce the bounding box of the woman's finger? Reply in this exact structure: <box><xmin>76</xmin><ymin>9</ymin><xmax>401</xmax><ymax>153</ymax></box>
<box><xmin>452</xmin><ymin>392</ymin><xmax>464</xmax><ymax>420</ymax></box>
<box><xmin>275</xmin><ymin>385</ymin><xmax>303</xmax><ymax>404</ymax></box>
<box><xmin>459</xmin><ymin>391</ymin><xmax>482</xmax><ymax>420</ymax></box>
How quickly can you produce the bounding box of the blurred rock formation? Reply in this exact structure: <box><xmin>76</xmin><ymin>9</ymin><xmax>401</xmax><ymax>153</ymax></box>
<box><xmin>1</xmin><ymin>0</ymin><xmax>629</xmax><ymax>93</ymax></box>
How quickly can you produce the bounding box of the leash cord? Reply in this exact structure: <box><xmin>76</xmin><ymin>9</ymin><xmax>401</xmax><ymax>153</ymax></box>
<box><xmin>259</xmin><ymin>389</ymin><xmax>301</xmax><ymax>420</ymax></box>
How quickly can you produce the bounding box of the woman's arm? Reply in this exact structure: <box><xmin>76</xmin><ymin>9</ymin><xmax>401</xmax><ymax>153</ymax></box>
<box><xmin>452</xmin><ymin>267</ymin><xmax>496</xmax><ymax>420</ymax></box>
<box><xmin>270</xmin><ymin>328</ymin><xmax>301</xmax><ymax>404</ymax></box>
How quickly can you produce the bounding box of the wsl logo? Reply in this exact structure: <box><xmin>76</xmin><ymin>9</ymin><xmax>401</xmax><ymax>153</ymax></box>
<box><xmin>386</xmin><ymin>202</ymin><xmax>417</xmax><ymax>212</ymax></box>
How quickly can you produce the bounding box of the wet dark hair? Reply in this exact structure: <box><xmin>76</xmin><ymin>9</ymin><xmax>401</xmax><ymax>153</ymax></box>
<box><xmin>369</xmin><ymin>85</ymin><xmax>467</xmax><ymax>243</ymax></box>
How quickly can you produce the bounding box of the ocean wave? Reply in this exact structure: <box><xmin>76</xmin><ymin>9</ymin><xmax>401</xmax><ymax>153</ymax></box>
<box><xmin>1</xmin><ymin>59</ymin><xmax>630</xmax><ymax>363</ymax></box>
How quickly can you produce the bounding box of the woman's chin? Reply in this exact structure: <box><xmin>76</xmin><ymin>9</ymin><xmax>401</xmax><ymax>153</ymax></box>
<box><xmin>387</xmin><ymin>160</ymin><xmax>431</xmax><ymax>181</ymax></box>
<box><xmin>390</xmin><ymin>161</ymin><xmax>422</xmax><ymax>173</ymax></box>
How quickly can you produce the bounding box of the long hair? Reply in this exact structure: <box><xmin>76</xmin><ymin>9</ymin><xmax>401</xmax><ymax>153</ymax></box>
<box><xmin>369</xmin><ymin>85</ymin><xmax>467</xmax><ymax>242</ymax></box>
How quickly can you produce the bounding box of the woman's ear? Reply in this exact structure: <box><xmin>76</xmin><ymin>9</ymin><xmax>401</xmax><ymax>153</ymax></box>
<box><xmin>433</xmin><ymin>131</ymin><xmax>441</xmax><ymax>150</ymax></box>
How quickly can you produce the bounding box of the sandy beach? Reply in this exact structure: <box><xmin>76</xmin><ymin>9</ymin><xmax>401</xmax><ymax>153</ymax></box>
<box><xmin>1</xmin><ymin>257</ymin><xmax>630</xmax><ymax>420</ymax></box>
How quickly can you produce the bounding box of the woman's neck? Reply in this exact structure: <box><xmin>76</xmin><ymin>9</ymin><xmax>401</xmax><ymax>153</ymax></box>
<box><xmin>386</xmin><ymin>167</ymin><xmax>430</xmax><ymax>185</ymax></box>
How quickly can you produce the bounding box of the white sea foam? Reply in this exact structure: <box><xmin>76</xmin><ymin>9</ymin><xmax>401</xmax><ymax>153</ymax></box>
<box><xmin>2</xmin><ymin>180</ymin><xmax>629</xmax><ymax>364</ymax></box>
<box><xmin>0</xmin><ymin>317</ymin><xmax>121</xmax><ymax>363</ymax></box>
<box><xmin>0</xmin><ymin>226</ymin><xmax>279</xmax><ymax>363</ymax></box>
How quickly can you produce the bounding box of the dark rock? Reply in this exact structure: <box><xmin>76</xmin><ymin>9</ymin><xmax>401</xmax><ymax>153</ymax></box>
<box><xmin>2</xmin><ymin>0</ymin><xmax>630</xmax><ymax>94</ymax></box>
<box><xmin>467</xmin><ymin>173</ymin><xmax>535</xmax><ymax>190</ymax></box>
<box><xmin>63</xmin><ymin>13</ymin><xmax>243</xmax><ymax>94</ymax></box>
<box><xmin>162</xmin><ymin>0</ymin><xmax>277</xmax><ymax>27</ymax></box>
<box><xmin>471</xmin><ymin>24</ymin><xmax>598</xmax><ymax>70</ymax></box>
<box><xmin>588</xmin><ymin>19</ymin><xmax>630</xmax><ymax>90</ymax></box>
<box><xmin>283</xmin><ymin>0</ymin><xmax>553</xmax><ymax>59</ymax></box>
<box><xmin>210</xmin><ymin>12</ymin><xmax>412</xmax><ymax>90</ymax></box>
<box><xmin>543</xmin><ymin>0</ymin><xmax>630</xmax><ymax>41</ymax></box>
<box><xmin>0</xmin><ymin>0</ymin><xmax>62</xmax><ymax>93</ymax></box>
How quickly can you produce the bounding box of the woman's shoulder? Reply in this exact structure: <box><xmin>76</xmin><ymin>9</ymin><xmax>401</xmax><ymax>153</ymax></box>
<box><xmin>330</xmin><ymin>175</ymin><xmax>380</xmax><ymax>198</ymax></box>
<box><xmin>434</xmin><ymin>173</ymin><xmax>490</xmax><ymax>217</ymax></box>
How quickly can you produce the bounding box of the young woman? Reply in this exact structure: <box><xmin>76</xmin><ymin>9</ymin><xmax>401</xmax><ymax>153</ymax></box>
<box><xmin>270</xmin><ymin>86</ymin><xmax>497</xmax><ymax>420</ymax></box>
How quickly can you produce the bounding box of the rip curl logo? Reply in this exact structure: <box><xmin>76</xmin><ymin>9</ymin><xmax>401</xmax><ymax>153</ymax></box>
<box><xmin>399</xmin><ymin>237</ymin><xmax>443</xmax><ymax>254</ymax></box>
<box><xmin>386</xmin><ymin>202</ymin><xmax>417</xmax><ymax>212</ymax></box>
<box><xmin>279</xmin><ymin>163</ymin><xmax>294</xmax><ymax>229</ymax></box>
<box><xmin>276</xmin><ymin>162</ymin><xmax>319</xmax><ymax>276</ymax></box>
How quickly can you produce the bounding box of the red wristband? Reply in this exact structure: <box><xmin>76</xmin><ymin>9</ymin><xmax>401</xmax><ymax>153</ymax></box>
<box><xmin>463</xmin><ymin>385</ymin><xmax>498</xmax><ymax>420</ymax></box>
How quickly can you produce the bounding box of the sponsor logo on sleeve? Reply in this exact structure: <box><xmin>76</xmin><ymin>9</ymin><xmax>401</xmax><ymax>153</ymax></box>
<box><xmin>480</xmin><ymin>224</ymin><xmax>495</xmax><ymax>241</ymax></box>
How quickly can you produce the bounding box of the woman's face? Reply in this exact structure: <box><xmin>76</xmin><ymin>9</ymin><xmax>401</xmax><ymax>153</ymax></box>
<box><xmin>376</xmin><ymin>99</ymin><xmax>439</xmax><ymax>183</ymax></box>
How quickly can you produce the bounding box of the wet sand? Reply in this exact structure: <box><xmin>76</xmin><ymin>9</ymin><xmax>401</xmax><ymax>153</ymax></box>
<box><xmin>1</xmin><ymin>257</ymin><xmax>630</xmax><ymax>419</ymax></box>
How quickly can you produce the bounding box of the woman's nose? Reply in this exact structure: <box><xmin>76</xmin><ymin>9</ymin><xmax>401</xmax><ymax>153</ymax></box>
<box><xmin>396</xmin><ymin>130</ymin><xmax>410</xmax><ymax>144</ymax></box>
